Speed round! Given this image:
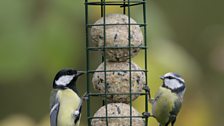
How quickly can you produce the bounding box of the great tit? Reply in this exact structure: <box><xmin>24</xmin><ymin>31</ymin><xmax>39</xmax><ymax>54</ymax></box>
<box><xmin>50</xmin><ymin>69</ymin><xmax>84</xmax><ymax>126</ymax></box>
<box><xmin>152</xmin><ymin>72</ymin><xmax>186</xmax><ymax>126</ymax></box>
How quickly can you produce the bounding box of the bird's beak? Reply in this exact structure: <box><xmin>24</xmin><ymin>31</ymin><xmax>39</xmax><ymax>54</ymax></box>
<box><xmin>76</xmin><ymin>71</ymin><xmax>85</xmax><ymax>76</ymax></box>
<box><xmin>160</xmin><ymin>76</ymin><xmax>164</xmax><ymax>80</ymax></box>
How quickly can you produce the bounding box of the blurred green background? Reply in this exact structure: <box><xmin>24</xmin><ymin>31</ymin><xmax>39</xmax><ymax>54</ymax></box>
<box><xmin>0</xmin><ymin>0</ymin><xmax>223</xmax><ymax>126</ymax></box>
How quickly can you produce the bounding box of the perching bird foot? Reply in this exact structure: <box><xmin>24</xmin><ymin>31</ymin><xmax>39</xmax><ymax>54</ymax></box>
<box><xmin>143</xmin><ymin>84</ymin><xmax>150</xmax><ymax>93</ymax></box>
<box><xmin>142</xmin><ymin>112</ymin><xmax>151</xmax><ymax>118</ymax></box>
<box><xmin>143</xmin><ymin>85</ymin><xmax>153</xmax><ymax>103</ymax></box>
<box><xmin>82</xmin><ymin>92</ymin><xmax>88</xmax><ymax>101</ymax></box>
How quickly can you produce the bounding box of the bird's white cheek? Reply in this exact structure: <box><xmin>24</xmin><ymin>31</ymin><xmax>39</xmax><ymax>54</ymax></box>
<box><xmin>165</xmin><ymin>79</ymin><xmax>182</xmax><ymax>90</ymax></box>
<box><xmin>55</xmin><ymin>75</ymin><xmax>75</xmax><ymax>86</ymax></box>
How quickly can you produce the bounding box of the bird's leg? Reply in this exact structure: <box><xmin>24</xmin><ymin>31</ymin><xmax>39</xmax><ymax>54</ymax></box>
<box><xmin>143</xmin><ymin>85</ymin><xmax>153</xmax><ymax>103</ymax></box>
<box><xmin>171</xmin><ymin>115</ymin><xmax>176</xmax><ymax>126</ymax></box>
<box><xmin>142</xmin><ymin>112</ymin><xmax>151</xmax><ymax>118</ymax></box>
<box><xmin>165</xmin><ymin>122</ymin><xmax>170</xmax><ymax>126</ymax></box>
<box><xmin>82</xmin><ymin>92</ymin><xmax>88</xmax><ymax>101</ymax></box>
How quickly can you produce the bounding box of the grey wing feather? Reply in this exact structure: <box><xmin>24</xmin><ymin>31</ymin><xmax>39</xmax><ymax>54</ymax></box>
<box><xmin>170</xmin><ymin>99</ymin><xmax>182</xmax><ymax>116</ymax></box>
<box><xmin>50</xmin><ymin>103</ymin><xmax>59</xmax><ymax>126</ymax></box>
<box><xmin>50</xmin><ymin>90</ymin><xmax>59</xmax><ymax>126</ymax></box>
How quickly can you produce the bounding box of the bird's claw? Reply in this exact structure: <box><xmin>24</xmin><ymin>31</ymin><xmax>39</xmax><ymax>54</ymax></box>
<box><xmin>82</xmin><ymin>92</ymin><xmax>88</xmax><ymax>101</ymax></box>
<box><xmin>142</xmin><ymin>112</ymin><xmax>151</xmax><ymax>118</ymax></box>
<box><xmin>143</xmin><ymin>85</ymin><xmax>153</xmax><ymax>103</ymax></box>
<box><xmin>143</xmin><ymin>85</ymin><xmax>150</xmax><ymax>92</ymax></box>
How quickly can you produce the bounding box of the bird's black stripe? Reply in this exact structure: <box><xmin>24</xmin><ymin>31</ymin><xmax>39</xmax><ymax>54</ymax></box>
<box><xmin>162</xmin><ymin>84</ymin><xmax>185</xmax><ymax>93</ymax></box>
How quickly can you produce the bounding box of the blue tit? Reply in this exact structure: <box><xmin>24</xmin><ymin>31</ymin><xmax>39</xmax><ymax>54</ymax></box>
<box><xmin>50</xmin><ymin>69</ymin><xmax>84</xmax><ymax>126</ymax></box>
<box><xmin>152</xmin><ymin>72</ymin><xmax>186</xmax><ymax>126</ymax></box>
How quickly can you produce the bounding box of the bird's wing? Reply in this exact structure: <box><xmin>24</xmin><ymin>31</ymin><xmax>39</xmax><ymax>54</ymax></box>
<box><xmin>74</xmin><ymin>99</ymin><xmax>83</xmax><ymax>125</ymax></box>
<box><xmin>170</xmin><ymin>98</ymin><xmax>182</xmax><ymax>116</ymax></box>
<box><xmin>50</xmin><ymin>102</ymin><xmax>60</xmax><ymax>126</ymax></box>
<box><xmin>50</xmin><ymin>90</ymin><xmax>60</xmax><ymax>126</ymax></box>
<box><xmin>167</xmin><ymin>98</ymin><xmax>182</xmax><ymax>125</ymax></box>
<box><xmin>50</xmin><ymin>90</ymin><xmax>59</xmax><ymax>108</ymax></box>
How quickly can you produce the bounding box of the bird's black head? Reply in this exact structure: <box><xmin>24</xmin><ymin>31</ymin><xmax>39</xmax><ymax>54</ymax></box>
<box><xmin>53</xmin><ymin>69</ymin><xmax>84</xmax><ymax>89</ymax></box>
<box><xmin>161</xmin><ymin>72</ymin><xmax>185</xmax><ymax>93</ymax></box>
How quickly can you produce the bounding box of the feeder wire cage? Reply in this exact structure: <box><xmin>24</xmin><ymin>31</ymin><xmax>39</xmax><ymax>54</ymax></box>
<box><xmin>85</xmin><ymin>0</ymin><xmax>149</xmax><ymax>125</ymax></box>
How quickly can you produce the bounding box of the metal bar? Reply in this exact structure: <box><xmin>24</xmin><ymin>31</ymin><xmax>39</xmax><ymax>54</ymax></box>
<box><xmin>143</xmin><ymin>0</ymin><xmax>149</xmax><ymax>125</ymax></box>
<box><xmin>85</xmin><ymin>1</ymin><xmax>145</xmax><ymax>6</ymax></box>
<box><xmin>87</xmin><ymin>23</ymin><xmax>146</xmax><ymax>27</ymax></box>
<box><xmin>123</xmin><ymin>0</ymin><xmax>126</xmax><ymax>14</ymax></box>
<box><xmin>85</xmin><ymin>0</ymin><xmax>91</xmax><ymax>126</ymax></box>
<box><xmin>89</xmin><ymin>116</ymin><xmax>143</xmax><ymax>119</ymax></box>
<box><xmin>87</xmin><ymin>69</ymin><xmax>147</xmax><ymax>73</ymax></box>
<box><xmin>86</xmin><ymin>0</ymin><xmax>144</xmax><ymax>3</ymax></box>
<box><xmin>101</xmin><ymin>0</ymin><xmax>103</xmax><ymax>17</ymax></box>
<box><xmin>127</xmin><ymin>0</ymin><xmax>132</xmax><ymax>125</ymax></box>
<box><xmin>100</xmin><ymin>0</ymin><xmax>105</xmax><ymax>108</ymax></box>
<box><xmin>88</xmin><ymin>92</ymin><xmax>148</xmax><ymax>96</ymax></box>
<box><xmin>120</xmin><ymin>2</ymin><xmax>145</xmax><ymax>7</ymax></box>
<box><xmin>87</xmin><ymin>46</ymin><xmax>147</xmax><ymax>51</ymax></box>
<box><xmin>101</xmin><ymin>1</ymin><xmax>109</xmax><ymax>125</ymax></box>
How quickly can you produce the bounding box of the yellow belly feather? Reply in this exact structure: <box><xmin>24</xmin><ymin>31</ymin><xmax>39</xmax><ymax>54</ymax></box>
<box><xmin>57</xmin><ymin>89</ymin><xmax>81</xmax><ymax>126</ymax></box>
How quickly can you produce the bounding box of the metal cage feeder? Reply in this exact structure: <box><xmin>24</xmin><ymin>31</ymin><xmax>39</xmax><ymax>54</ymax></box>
<box><xmin>85</xmin><ymin>0</ymin><xmax>149</xmax><ymax>126</ymax></box>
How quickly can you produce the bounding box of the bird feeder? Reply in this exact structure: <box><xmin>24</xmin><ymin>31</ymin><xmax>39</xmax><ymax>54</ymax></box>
<box><xmin>85</xmin><ymin>0</ymin><xmax>149</xmax><ymax>125</ymax></box>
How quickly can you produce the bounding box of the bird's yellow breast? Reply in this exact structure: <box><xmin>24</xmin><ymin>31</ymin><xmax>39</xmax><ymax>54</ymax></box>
<box><xmin>152</xmin><ymin>87</ymin><xmax>179</xmax><ymax>125</ymax></box>
<box><xmin>57</xmin><ymin>88</ymin><xmax>81</xmax><ymax>126</ymax></box>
